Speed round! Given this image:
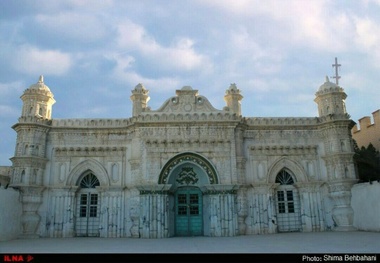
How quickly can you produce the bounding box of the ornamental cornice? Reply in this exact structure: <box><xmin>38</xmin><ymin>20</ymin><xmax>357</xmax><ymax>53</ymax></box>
<box><xmin>244</xmin><ymin>117</ymin><xmax>318</xmax><ymax>128</ymax></box>
<box><xmin>10</xmin><ymin>156</ymin><xmax>48</xmax><ymax>168</ymax></box>
<box><xmin>140</xmin><ymin>126</ymin><xmax>235</xmax><ymax>148</ymax></box>
<box><xmin>22</xmin><ymin>87</ymin><xmax>54</xmax><ymax>97</ymax></box>
<box><xmin>51</xmin><ymin>118</ymin><xmax>135</xmax><ymax>128</ymax></box>
<box><xmin>135</xmin><ymin>112</ymin><xmax>241</xmax><ymax>124</ymax></box>
<box><xmin>316</xmin><ymin>116</ymin><xmax>355</xmax><ymax>128</ymax></box>
<box><xmin>200</xmin><ymin>184</ymin><xmax>240</xmax><ymax>195</ymax></box>
<box><xmin>50</xmin><ymin>112</ymin><xmax>241</xmax><ymax>129</ymax></box>
<box><xmin>249</xmin><ymin>145</ymin><xmax>318</xmax><ymax>155</ymax></box>
<box><xmin>144</xmin><ymin>138</ymin><xmax>231</xmax><ymax>149</ymax></box>
<box><xmin>244</xmin><ymin>129</ymin><xmax>318</xmax><ymax>140</ymax></box>
<box><xmin>136</xmin><ymin>184</ymin><xmax>172</xmax><ymax>195</ymax></box>
<box><xmin>54</xmin><ymin>146</ymin><xmax>126</xmax><ymax>157</ymax></box>
<box><xmin>13</xmin><ymin>118</ymin><xmax>52</xmax><ymax>130</ymax></box>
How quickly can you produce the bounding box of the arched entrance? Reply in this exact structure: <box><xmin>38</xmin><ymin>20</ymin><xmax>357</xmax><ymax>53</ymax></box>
<box><xmin>158</xmin><ymin>152</ymin><xmax>219</xmax><ymax>237</ymax></box>
<box><xmin>75</xmin><ymin>171</ymin><xmax>100</xmax><ymax>237</ymax></box>
<box><xmin>171</xmin><ymin>164</ymin><xmax>207</xmax><ymax>237</ymax></box>
<box><xmin>175</xmin><ymin>186</ymin><xmax>203</xmax><ymax>236</ymax></box>
<box><xmin>275</xmin><ymin>169</ymin><xmax>302</xmax><ymax>232</ymax></box>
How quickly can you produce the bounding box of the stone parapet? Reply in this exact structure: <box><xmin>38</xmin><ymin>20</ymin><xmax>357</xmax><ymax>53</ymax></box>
<box><xmin>245</xmin><ymin>117</ymin><xmax>318</xmax><ymax>127</ymax></box>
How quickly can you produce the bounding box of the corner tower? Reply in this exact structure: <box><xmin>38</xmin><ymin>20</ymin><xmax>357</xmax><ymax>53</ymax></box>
<box><xmin>314</xmin><ymin>76</ymin><xmax>347</xmax><ymax>118</ymax></box>
<box><xmin>224</xmin><ymin>83</ymin><xmax>243</xmax><ymax>116</ymax></box>
<box><xmin>314</xmin><ymin>74</ymin><xmax>357</xmax><ymax>231</ymax></box>
<box><xmin>10</xmin><ymin>75</ymin><xmax>55</xmax><ymax>238</ymax></box>
<box><xmin>130</xmin><ymin>83</ymin><xmax>150</xmax><ymax>117</ymax></box>
<box><xmin>20</xmin><ymin>75</ymin><xmax>55</xmax><ymax>120</ymax></box>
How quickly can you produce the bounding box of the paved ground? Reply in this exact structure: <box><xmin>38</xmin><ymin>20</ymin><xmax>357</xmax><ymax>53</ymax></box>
<box><xmin>1</xmin><ymin>231</ymin><xmax>379</xmax><ymax>254</ymax></box>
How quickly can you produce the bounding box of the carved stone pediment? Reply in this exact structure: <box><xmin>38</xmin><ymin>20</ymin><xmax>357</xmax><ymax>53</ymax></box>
<box><xmin>149</xmin><ymin>86</ymin><xmax>224</xmax><ymax>114</ymax></box>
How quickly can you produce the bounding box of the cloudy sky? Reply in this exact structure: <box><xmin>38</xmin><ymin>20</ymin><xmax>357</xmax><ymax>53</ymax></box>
<box><xmin>1</xmin><ymin>0</ymin><xmax>379</xmax><ymax>165</ymax></box>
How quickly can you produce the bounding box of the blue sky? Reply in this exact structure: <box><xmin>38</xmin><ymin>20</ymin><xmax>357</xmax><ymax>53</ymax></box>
<box><xmin>1</xmin><ymin>0</ymin><xmax>379</xmax><ymax>165</ymax></box>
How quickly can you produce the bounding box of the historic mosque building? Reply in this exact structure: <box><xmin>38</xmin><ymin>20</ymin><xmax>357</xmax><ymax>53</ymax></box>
<box><xmin>7</xmin><ymin>73</ymin><xmax>357</xmax><ymax>238</ymax></box>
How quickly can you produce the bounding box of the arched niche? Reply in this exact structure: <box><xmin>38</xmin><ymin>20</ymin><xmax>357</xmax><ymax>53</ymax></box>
<box><xmin>267</xmin><ymin>157</ymin><xmax>308</xmax><ymax>183</ymax></box>
<box><xmin>66</xmin><ymin>159</ymin><xmax>110</xmax><ymax>187</ymax></box>
<box><xmin>158</xmin><ymin>152</ymin><xmax>219</xmax><ymax>185</ymax></box>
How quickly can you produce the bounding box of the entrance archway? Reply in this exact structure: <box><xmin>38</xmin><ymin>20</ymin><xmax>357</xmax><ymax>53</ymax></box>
<box><xmin>175</xmin><ymin>186</ymin><xmax>203</xmax><ymax>236</ymax></box>
<box><xmin>75</xmin><ymin>171</ymin><xmax>100</xmax><ymax>237</ymax></box>
<box><xmin>159</xmin><ymin>152</ymin><xmax>219</xmax><ymax>237</ymax></box>
<box><xmin>275</xmin><ymin>169</ymin><xmax>302</xmax><ymax>232</ymax></box>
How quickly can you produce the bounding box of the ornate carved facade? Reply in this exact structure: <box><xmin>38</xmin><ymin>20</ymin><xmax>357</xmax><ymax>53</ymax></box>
<box><xmin>7</xmin><ymin>76</ymin><xmax>358</xmax><ymax>238</ymax></box>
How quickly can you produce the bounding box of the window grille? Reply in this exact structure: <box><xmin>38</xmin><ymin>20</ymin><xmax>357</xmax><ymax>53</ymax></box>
<box><xmin>80</xmin><ymin>173</ymin><xmax>100</xmax><ymax>188</ymax></box>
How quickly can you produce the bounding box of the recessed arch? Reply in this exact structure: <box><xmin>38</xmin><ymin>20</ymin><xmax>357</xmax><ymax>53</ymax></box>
<box><xmin>267</xmin><ymin>157</ymin><xmax>308</xmax><ymax>183</ymax></box>
<box><xmin>275</xmin><ymin>169</ymin><xmax>295</xmax><ymax>185</ymax></box>
<box><xmin>77</xmin><ymin>171</ymin><xmax>100</xmax><ymax>188</ymax></box>
<box><xmin>66</xmin><ymin>159</ymin><xmax>110</xmax><ymax>187</ymax></box>
<box><xmin>158</xmin><ymin>152</ymin><xmax>219</xmax><ymax>184</ymax></box>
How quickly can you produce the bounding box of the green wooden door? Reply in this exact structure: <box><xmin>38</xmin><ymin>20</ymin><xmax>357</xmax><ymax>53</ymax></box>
<box><xmin>175</xmin><ymin>187</ymin><xmax>203</xmax><ymax>236</ymax></box>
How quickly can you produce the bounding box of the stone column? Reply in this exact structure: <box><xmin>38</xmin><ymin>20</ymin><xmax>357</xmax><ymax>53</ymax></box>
<box><xmin>329</xmin><ymin>179</ymin><xmax>357</xmax><ymax>231</ymax></box>
<box><xmin>19</xmin><ymin>186</ymin><xmax>44</xmax><ymax>238</ymax></box>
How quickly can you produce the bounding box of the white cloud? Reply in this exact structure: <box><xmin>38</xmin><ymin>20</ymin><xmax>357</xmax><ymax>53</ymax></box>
<box><xmin>116</xmin><ymin>20</ymin><xmax>212</xmax><ymax>72</ymax></box>
<box><xmin>353</xmin><ymin>16</ymin><xmax>380</xmax><ymax>67</ymax></box>
<box><xmin>199</xmin><ymin>0</ymin><xmax>352</xmax><ymax>52</ymax></box>
<box><xmin>108</xmin><ymin>52</ymin><xmax>180</xmax><ymax>93</ymax></box>
<box><xmin>0</xmin><ymin>81</ymin><xmax>24</xmax><ymax>95</ymax></box>
<box><xmin>0</xmin><ymin>105</ymin><xmax>19</xmax><ymax>118</ymax></box>
<box><xmin>354</xmin><ymin>17</ymin><xmax>380</xmax><ymax>49</ymax></box>
<box><xmin>35</xmin><ymin>12</ymin><xmax>107</xmax><ymax>42</ymax></box>
<box><xmin>12</xmin><ymin>45</ymin><xmax>72</xmax><ymax>76</ymax></box>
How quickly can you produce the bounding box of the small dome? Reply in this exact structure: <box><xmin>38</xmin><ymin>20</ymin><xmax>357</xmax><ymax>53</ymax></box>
<box><xmin>181</xmin><ymin>86</ymin><xmax>193</xmax><ymax>90</ymax></box>
<box><xmin>134</xmin><ymin>83</ymin><xmax>146</xmax><ymax>91</ymax></box>
<box><xmin>318</xmin><ymin>76</ymin><xmax>339</xmax><ymax>92</ymax></box>
<box><xmin>132</xmin><ymin>83</ymin><xmax>148</xmax><ymax>95</ymax></box>
<box><xmin>225</xmin><ymin>83</ymin><xmax>241</xmax><ymax>95</ymax></box>
<box><xmin>28</xmin><ymin>75</ymin><xmax>51</xmax><ymax>92</ymax></box>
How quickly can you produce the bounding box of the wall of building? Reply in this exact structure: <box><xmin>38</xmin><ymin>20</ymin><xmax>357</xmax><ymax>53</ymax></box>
<box><xmin>352</xmin><ymin>109</ymin><xmax>380</xmax><ymax>150</ymax></box>
<box><xmin>351</xmin><ymin>181</ymin><xmax>380</xmax><ymax>232</ymax></box>
<box><xmin>0</xmin><ymin>187</ymin><xmax>22</xmax><ymax>241</ymax></box>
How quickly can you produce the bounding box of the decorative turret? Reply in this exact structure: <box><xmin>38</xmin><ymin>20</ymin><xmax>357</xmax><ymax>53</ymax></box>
<box><xmin>224</xmin><ymin>83</ymin><xmax>243</xmax><ymax>116</ymax></box>
<box><xmin>314</xmin><ymin>60</ymin><xmax>357</xmax><ymax>232</ymax></box>
<box><xmin>314</xmin><ymin>76</ymin><xmax>348</xmax><ymax>119</ymax></box>
<box><xmin>130</xmin><ymin>83</ymin><xmax>150</xmax><ymax>117</ymax></box>
<box><xmin>20</xmin><ymin>75</ymin><xmax>55</xmax><ymax>120</ymax></box>
<box><xmin>9</xmin><ymin>75</ymin><xmax>54</xmax><ymax>238</ymax></box>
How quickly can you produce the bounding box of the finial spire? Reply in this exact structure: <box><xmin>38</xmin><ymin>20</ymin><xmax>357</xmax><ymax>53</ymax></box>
<box><xmin>39</xmin><ymin>75</ymin><xmax>44</xmax><ymax>83</ymax></box>
<box><xmin>331</xmin><ymin>57</ymin><xmax>341</xmax><ymax>85</ymax></box>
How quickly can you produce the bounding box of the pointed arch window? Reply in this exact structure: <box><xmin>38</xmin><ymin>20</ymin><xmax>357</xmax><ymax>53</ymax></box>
<box><xmin>79</xmin><ymin>172</ymin><xmax>100</xmax><ymax>188</ymax></box>
<box><xmin>275</xmin><ymin>169</ymin><xmax>294</xmax><ymax>185</ymax></box>
<box><xmin>76</xmin><ymin>172</ymin><xmax>101</xmax><ymax>236</ymax></box>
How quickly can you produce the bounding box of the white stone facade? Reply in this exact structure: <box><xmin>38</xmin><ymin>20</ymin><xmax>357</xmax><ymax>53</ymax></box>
<box><xmin>6</xmin><ymin>76</ymin><xmax>358</xmax><ymax>238</ymax></box>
